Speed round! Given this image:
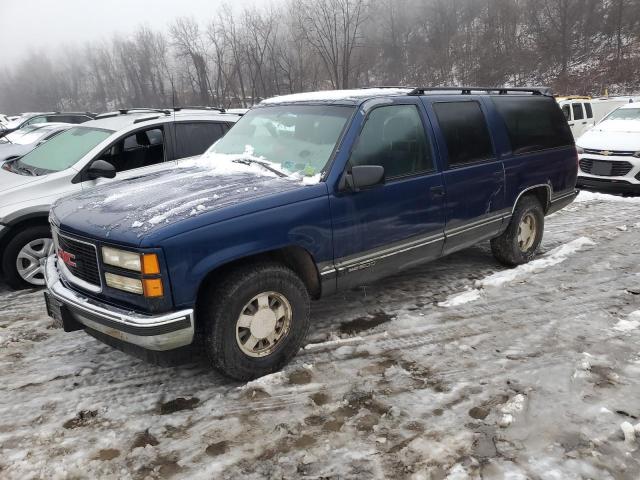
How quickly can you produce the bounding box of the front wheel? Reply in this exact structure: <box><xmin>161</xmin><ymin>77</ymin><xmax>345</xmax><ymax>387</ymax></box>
<box><xmin>2</xmin><ymin>225</ymin><xmax>54</xmax><ymax>290</ymax></box>
<box><xmin>491</xmin><ymin>196</ymin><xmax>544</xmax><ymax>266</ymax></box>
<box><xmin>202</xmin><ymin>262</ymin><xmax>311</xmax><ymax>381</ymax></box>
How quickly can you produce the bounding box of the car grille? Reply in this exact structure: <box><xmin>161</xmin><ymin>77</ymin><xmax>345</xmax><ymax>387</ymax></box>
<box><xmin>579</xmin><ymin>158</ymin><xmax>633</xmax><ymax>177</ymax></box>
<box><xmin>583</xmin><ymin>148</ymin><xmax>637</xmax><ymax>157</ymax></box>
<box><xmin>56</xmin><ymin>232</ymin><xmax>101</xmax><ymax>287</ymax></box>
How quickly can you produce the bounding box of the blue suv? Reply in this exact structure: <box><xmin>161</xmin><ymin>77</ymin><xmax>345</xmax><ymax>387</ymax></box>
<box><xmin>44</xmin><ymin>87</ymin><xmax>578</xmax><ymax>380</ymax></box>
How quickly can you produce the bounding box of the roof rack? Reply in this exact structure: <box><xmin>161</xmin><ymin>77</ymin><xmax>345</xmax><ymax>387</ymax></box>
<box><xmin>172</xmin><ymin>106</ymin><xmax>226</xmax><ymax>113</ymax></box>
<box><xmin>95</xmin><ymin>108</ymin><xmax>172</xmax><ymax>120</ymax></box>
<box><xmin>408</xmin><ymin>87</ymin><xmax>553</xmax><ymax>97</ymax></box>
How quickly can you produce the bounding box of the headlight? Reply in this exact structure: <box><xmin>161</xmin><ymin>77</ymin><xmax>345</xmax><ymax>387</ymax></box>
<box><xmin>102</xmin><ymin>246</ymin><xmax>141</xmax><ymax>271</ymax></box>
<box><xmin>102</xmin><ymin>247</ymin><xmax>163</xmax><ymax>296</ymax></box>
<box><xmin>105</xmin><ymin>272</ymin><xmax>143</xmax><ymax>294</ymax></box>
<box><xmin>633</xmin><ymin>151</ymin><xmax>640</xmax><ymax>158</ymax></box>
<box><xmin>576</xmin><ymin>146</ymin><xmax>585</xmax><ymax>155</ymax></box>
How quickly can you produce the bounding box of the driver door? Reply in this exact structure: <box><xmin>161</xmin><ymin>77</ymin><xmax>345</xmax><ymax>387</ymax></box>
<box><xmin>81</xmin><ymin>126</ymin><xmax>172</xmax><ymax>187</ymax></box>
<box><xmin>329</xmin><ymin>100</ymin><xmax>446</xmax><ymax>289</ymax></box>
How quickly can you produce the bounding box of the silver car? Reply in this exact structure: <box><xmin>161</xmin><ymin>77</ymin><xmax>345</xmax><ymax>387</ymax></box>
<box><xmin>0</xmin><ymin>109</ymin><xmax>239</xmax><ymax>289</ymax></box>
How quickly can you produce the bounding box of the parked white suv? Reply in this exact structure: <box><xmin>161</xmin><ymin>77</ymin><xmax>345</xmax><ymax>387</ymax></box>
<box><xmin>576</xmin><ymin>104</ymin><xmax>640</xmax><ymax>194</ymax></box>
<box><xmin>0</xmin><ymin>109</ymin><xmax>240</xmax><ymax>289</ymax></box>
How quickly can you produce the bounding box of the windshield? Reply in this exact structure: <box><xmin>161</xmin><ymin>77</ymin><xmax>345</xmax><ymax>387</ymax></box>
<box><xmin>206</xmin><ymin>105</ymin><xmax>354</xmax><ymax>178</ymax></box>
<box><xmin>17</xmin><ymin>126</ymin><xmax>113</xmax><ymax>175</ymax></box>
<box><xmin>605</xmin><ymin>107</ymin><xmax>640</xmax><ymax>121</ymax></box>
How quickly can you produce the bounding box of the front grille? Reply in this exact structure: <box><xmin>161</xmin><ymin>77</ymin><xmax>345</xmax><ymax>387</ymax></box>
<box><xmin>579</xmin><ymin>158</ymin><xmax>633</xmax><ymax>177</ymax></box>
<box><xmin>56</xmin><ymin>232</ymin><xmax>101</xmax><ymax>287</ymax></box>
<box><xmin>583</xmin><ymin>148</ymin><xmax>637</xmax><ymax>157</ymax></box>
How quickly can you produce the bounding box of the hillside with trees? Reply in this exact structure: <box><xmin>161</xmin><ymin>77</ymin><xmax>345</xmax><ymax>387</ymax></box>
<box><xmin>1</xmin><ymin>0</ymin><xmax>638</xmax><ymax>112</ymax></box>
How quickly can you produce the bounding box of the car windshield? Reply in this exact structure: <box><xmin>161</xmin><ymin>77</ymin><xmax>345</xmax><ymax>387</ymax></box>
<box><xmin>605</xmin><ymin>107</ymin><xmax>640</xmax><ymax>121</ymax></box>
<box><xmin>16</xmin><ymin>126</ymin><xmax>113</xmax><ymax>175</ymax></box>
<box><xmin>206</xmin><ymin>105</ymin><xmax>354</xmax><ymax>177</ymax></box>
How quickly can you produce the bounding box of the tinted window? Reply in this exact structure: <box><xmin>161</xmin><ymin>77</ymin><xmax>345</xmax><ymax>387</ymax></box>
<box><xmin>174</xmin><ymin>122</ymin><xmax>224</xmax><ymax>159</ymax></box>
<box><xmin>492</xmin><ymin>97</ymin><xmax>574</xmax><ymax>154</ymax></box>
<box><xmin>572</xmin><ymin>103</ymin><xmax>584</xmax><ymax>120</ymax></box>
<box><xmin>25</xmin><ymin>116</ymin><xmax>47</xmax><ymax>126</ymax></box>
<box><xmin>349</xmin><ymin>105</ymin><xmax>432</xmax><ymax>178</ymax></box>
<box><xmin>100</xmin><ymin>128</ymin><xmax>165</xmax><ymax>173</ymax></box>
<box><xmin>562</xmin><ymin>105</ymin><xmax>571</xmax><ymax>121</ymax></box>
<box><xmin>433</xmin><ymin>101</ymin><xmax>493</xmax><ymax>166</ymax></box>
<box><xmin>585</xmin><ymin>103</ymin><xmax>593</xmax><ymax>119</ymax></box>
<box><xmin>47</xmin><ymin>115</ymin><xmax>89</xmax><ymax>124</ymax></box>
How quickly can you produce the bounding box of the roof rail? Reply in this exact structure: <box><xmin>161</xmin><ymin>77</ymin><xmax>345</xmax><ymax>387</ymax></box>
<box><xmin>95</xmin><ymin>108</ymin><xmax>171</xmax><ymax>119</ymax></box>
<box><xmin>408</xmin><ymin>87</ymin><xmax>553</xmax><ymax>97</ymax></box>
<box><xmin>172</xmin><ymin>106</ymin><xmax>227</xmax><ymax>113</ymax></box>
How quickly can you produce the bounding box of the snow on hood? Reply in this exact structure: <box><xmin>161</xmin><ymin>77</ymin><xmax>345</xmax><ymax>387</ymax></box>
<box><xmin>577</xmin><ymin>120</ymin><xmax>640</xmax><ymax>150</ymax></box>
<box><xmin>52</xmin><ymin>154</ymin><xmax>317</xmax><ymax>242</ymax></box>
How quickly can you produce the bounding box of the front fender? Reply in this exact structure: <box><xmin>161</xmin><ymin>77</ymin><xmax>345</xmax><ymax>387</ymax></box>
<box><xmin>161</xmin><ymin>195</ymin><xmax>333</xmax><ymax>308</ymax></box>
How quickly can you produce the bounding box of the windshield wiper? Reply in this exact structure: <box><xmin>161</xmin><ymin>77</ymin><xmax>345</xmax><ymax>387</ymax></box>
<box><xmin>232</xmin><ymin>158</ymin><xmax>289</xmax><ymax>178</ymax></box>
<box><xmin>9</xmin><ymin>160</ymin><xmax>35</xmax><ymax>176</ymax></box>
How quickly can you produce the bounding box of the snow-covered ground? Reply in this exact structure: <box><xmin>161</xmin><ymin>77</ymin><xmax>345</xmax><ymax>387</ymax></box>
<box><xmin>2</xmin><ymin>191</ymin><xmax>640</xmax><ymax>479</ymax></box>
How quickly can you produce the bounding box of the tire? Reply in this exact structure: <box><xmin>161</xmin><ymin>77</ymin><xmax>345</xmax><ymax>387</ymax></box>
<box><xmin>2</xmin><ymin>225</ymin><xmax>54</xmax><ymax>290</ymax></box>
<box><xmin>201</xmin><ymin>262</ymin><xmax>311</xmax><ymax>381</ymax></box>
<box><xmin>491</xmin><ymin>196</ymin><xmax>544</xmax><ymax>266</ymax></box>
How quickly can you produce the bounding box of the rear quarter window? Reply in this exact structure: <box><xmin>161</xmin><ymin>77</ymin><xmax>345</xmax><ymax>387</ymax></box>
<box><xmin>492</xmin><ymin>97</ymin><xmax>574</xmax><ymax>154</ymax></box>
<box><xmin>174</xmin><ymin>122</ymin><xmax>225</xmax><ymax>159</ymax></box>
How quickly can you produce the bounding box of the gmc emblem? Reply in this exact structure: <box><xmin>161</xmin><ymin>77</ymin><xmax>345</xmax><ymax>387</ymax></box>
<box><xmin>58</xmin><ymin>248</ymin><xmax>77</xmax><ymax>268</ymax></box>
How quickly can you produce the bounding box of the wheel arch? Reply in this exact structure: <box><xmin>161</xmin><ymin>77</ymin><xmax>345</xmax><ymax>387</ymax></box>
<box><xmin>512</xmin><ymin>184</ymin><xmax>551</xmax><ymax>214</ymax></box>
<box><xmin>0</xmin><ymin>213</ymin><xmax>51</xmax><ymax>262</ymax></box>
<box><xmin>194</xmin><ymin>245</ymin><xmax>321</xmax><ymax>329</ymax></box>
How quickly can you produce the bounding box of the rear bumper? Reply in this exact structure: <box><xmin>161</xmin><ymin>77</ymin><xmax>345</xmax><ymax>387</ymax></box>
<box><xmin>43</xmin><ymin>255</ymin><xmax>194</xmax><ymax>351</ymax></box>
<box><xmin>577</xmin><ymin>177</ymin><xmax>640</xmax><ymax>194</ymax></box>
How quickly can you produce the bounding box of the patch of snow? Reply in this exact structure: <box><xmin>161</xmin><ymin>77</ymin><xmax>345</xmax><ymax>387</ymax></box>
<box><xmin>575</xmin><ymin>190</ymin><xmax>640</xmax><ymax>203</ymax></box>
<box><xmin>621</xmin><ymin>421</ymin><xmax>636</xmax><ymax>444</ymax></box>
<box><xmin>478</xmin><ymin>237</ymin><xmax>595</xmax><ymax>289</ymax></box>
<box><xmin>147</xmin><ymin>197</ymin><xmax>210</xmax><ymax>225</ymax></box>
<box><xmin>131</xmin><ymin>221</ymin><xmax>143</xmax><ymax>228</ymax></box>
<box><xmin>438</xmin><ymin>289</ymin><xmax>481</xmax><ymax>307</ymax></box>
<box><xmin>613</xmin><ymin>311</ymin><xmax>640</xmax><ymax>332</ymax></box>
<box><xmin>617</xmin><ymin>225</ymin><xmax>628</xmax><ymax>231</ymax></box>
<box><xmin>261</xmin><ymin>88</ymin><xmax>413</xmax><ymax>104</ymax></box>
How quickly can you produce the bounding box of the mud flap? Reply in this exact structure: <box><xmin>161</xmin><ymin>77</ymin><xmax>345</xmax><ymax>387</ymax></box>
<box><xmin>43</xmin><ymin>292</ymin><xmax>85</xmax><ymax>332</ymax></box>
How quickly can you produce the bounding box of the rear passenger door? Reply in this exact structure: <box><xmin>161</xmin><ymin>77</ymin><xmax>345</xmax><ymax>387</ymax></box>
<box><xmin>425</xmin><ymin>99</ymin><xmax>505</xmax><ymax>255</ymax></box>
<box><xmin>571</xmin><ymin>103</ymin><xmax>587</xmax><ymax>137</ymax></box>
<box><xmin>330</xmin><ymin>100</ymin><xmax>445</xmax><ymax>289</ymax></box>
<box><xmin>171</xmin><ymin>121</ymin><xmax>228</xmax><ymax>160</ymax></box>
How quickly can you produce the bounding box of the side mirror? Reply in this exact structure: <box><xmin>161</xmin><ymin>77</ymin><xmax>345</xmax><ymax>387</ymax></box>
<box><xmin>339</xmin><ymin>165</ymin><xmax>385</xmax><ymax>192</ymax></box>
<box><xmin>86</xmin><ymin>159</ymin><xmax>116</xmax><ymax>180</ymax></box>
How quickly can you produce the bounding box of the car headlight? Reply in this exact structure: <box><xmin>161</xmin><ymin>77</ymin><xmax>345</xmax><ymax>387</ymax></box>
<box><xmin>102</xmin><ymin>247</ymin><xmax>163</xmax><ymax>297</ymax></box>
<box><xmin>102</xmin><ymin>246</ymin><xmax>142</xmax><ymax>271</ymax></box>
<box><xmin>633</xmin><ymin>151</ymin><xmax>640</xmax><ymax>158</ymax></box>
<box><xmin>576</xmin><ymin>146</ymin><xmax>585</xmax><ymax>155</ymax></box>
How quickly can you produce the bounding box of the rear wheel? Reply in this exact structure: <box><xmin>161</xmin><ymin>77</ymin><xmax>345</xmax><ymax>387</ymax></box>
<box><xmin>491</xmin><ymin>196</ymin><xmax>544</xmax><ymax>266</ymax></box>
<box><xmin>2</xmin><ymin>225</ymin><xmax>54</xmax><ymax>290</ymax></box>
<box><xmin>201</xmin><ymin>262</ymin><xmax>310</xmax><ymax>381</ymax></box>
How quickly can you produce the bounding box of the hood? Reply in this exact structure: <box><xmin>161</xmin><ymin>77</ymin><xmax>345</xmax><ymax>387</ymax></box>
<box><xmin>0</xmin><ymin>164</ymin><xmax>44</xmax><ymax>192</ymax></box>
<box><xmin>0</xmin><ymin>144</ymin><xmax>29</xmax><ymax>162</ymax></box>
<box><xmin>52</xmin><ymin>157</ymin><xmax>323</xmax><ymax>246</ymax></box>
<box><xmin>577</xmin><ymin>120</ymin><xmax>640</xmax><ymax>151</ymax></box>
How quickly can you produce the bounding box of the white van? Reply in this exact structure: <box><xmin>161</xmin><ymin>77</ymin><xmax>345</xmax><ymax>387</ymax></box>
<box><xmin>557</xmin><ymin>96</ymin><xmax>635</xmax><ymax>139</ymax></box>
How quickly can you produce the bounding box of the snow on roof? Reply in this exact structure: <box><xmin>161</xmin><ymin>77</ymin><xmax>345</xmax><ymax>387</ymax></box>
<box><xmin>261</xmin><ymin>88</ymin><xmax>413</xmax><ymax>105</ymax></box>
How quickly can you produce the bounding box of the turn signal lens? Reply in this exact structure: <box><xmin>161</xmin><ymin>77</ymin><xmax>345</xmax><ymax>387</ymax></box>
<box><xmin>142</xmin><ymin>254</ymin><xmax>160</xmax><ymax>275</ymax></box>
<box><xmin>143</xmin><ymin>278</ymin><xmax>164</xmax><ymax>298</ymax></box>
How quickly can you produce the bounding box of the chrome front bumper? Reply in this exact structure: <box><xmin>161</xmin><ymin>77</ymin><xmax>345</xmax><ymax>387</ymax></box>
<box><xmin>44</xmin><ymin>255</ymin><xmax>194</xmax><ymax>351</ymax></box>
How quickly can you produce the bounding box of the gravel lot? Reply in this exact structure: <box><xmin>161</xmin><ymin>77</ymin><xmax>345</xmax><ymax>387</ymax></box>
<box><xmin>1</xmin><ymin>191</ymin><xmax>640</xmax><ymax>479</ymax></box>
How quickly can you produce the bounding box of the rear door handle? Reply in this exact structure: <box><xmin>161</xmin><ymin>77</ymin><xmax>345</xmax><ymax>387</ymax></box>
<box><xmin>430</xmin><ymin>186</ymin><xmax>444</xmax><ymax>197</ymax></box>
<box><xmin>582</xmin><ymin>121</ymin><xmax>587</xmax><ymax>125</ymax></box>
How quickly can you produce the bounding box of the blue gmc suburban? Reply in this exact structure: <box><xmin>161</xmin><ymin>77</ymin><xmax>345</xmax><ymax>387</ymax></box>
<box><xmin>44</xmin><ymin>87</ymin><xmax>578</xmax><ymax>380</ymax></box>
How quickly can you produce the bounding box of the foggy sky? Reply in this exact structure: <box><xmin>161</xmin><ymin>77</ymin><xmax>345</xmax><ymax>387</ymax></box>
<box><xmin>0</xmin><ymin>0</ymin><xmax>270</xmax><ymax>66</ymax></box>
